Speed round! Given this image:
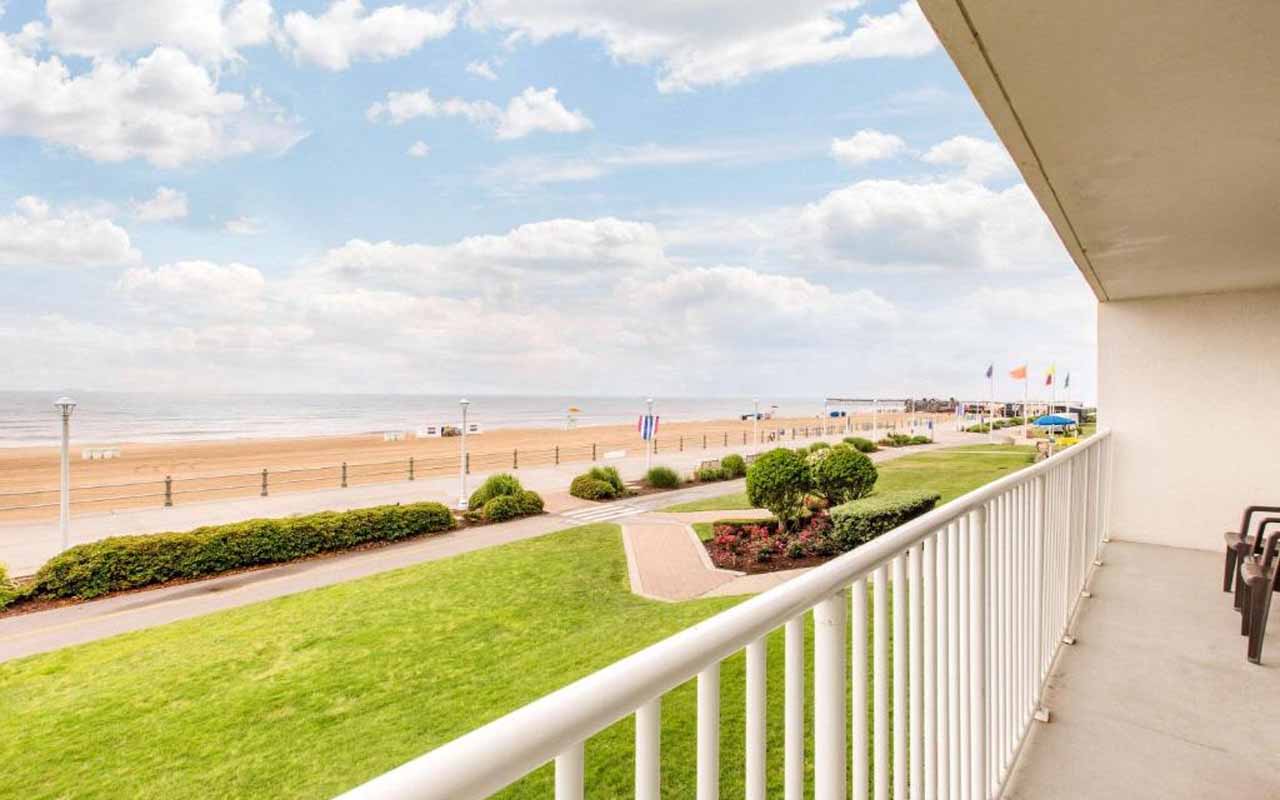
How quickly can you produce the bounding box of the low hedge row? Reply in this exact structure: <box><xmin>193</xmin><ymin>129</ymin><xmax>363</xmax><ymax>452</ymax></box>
<box><xmin>25</xmin><ymin>501</ymin><xmax>456</xmax><ymax>601</ymax></box>
<box><xmin>0</xmin><ymin>563</ymin><xmax>17</xmax><ymax>610</ymax></box>
<box><xmin>843</xmin><ymin>436</ymin><xmax>879</xmax><ymax>453</ymax></box>
<box><xmin>829</xmin><ymin>489</ymin><xmax>941</xmax><ymax>551</ymax></box>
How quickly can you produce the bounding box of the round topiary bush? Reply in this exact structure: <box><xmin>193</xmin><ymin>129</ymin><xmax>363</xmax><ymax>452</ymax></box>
<box><xmin>809</xmin><ymin>445</ymin><xmax>878</xmax><ymax>505</ymax></box>
<box><xmin>482</xmin><ymin>494</ymin><xmax>524</xmax><ymax>522</ymax></box>
<box><xmin>745</xmin><ymin>448</ymin><xmax>812</xmax><ymax>529</ymax></box>
<box><xmin>587</xmin><ymin>465</ymin><xmax>625</xmax><ymax>495</ymax></box>
<box><xmin>468</xmin><ymin>473</ymin><xmax>524</xmax><ymax>510</ymax></box>
<box><xmin>696</xmin><ymin>466</ymin><xmax>728</xmax><ymax>482</ymax></box>
<box><xmin>644</xmin><ymin>465</ymin><xmax>680</xmax><ymax>489</ymax></box>
<box><xmin>516</xmin><ymin>490</ymin><xmax>544</xmax><ymax>515</ymax></box>
<box><xmin>570</xmin><ymin>474</ymin><xmax>618</xmax><ymax>500</ymax></box>
<box><xmin>720</xmin><ymin>453</ymin><xmax>747</xmax><ymax>478</ymax></box>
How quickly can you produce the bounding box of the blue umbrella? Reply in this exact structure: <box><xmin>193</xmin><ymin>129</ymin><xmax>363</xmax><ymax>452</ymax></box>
<box><xmin>1033</xmin><ymin>414</ymin><xmax>1076</xmax><ymax>427</ymax></box>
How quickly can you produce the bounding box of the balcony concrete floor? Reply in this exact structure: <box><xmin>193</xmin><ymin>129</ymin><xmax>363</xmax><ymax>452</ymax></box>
<box><xmin>1005</xmin><ymin>542</ymin><xmax>1280</xmax><ymax>799</ymax></box>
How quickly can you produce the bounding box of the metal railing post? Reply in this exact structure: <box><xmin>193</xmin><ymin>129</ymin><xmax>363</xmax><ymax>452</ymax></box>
<box><xmin>555</xmin><ymin>446</ymin><xmax>560</xmax><ymax>466</ymax></box>
<box><xmin>969</xmin><ymin>505</ymin><xmax>988</xmax><ymax>800</ymax></box>
<box><xmin>679</xmin><ymin>436</ymin><xmax>684</xmax><ymax>452</ymax></box>
<box><xmin>592</xmin><ymin>443</ymin><xmax>597</xmax><ymax>461</ymax></box>
<box><xmin>409</xmin><ymin>457</ymin><xmax>415</xmax><ymax>481</ymax></box>
<box><xmin>260</xmin><ymin>468</ymin><xmax>268</xmax><ymax>497</ymax></box>
<box><xmin>341</xmin><ymin>462</ymin><xmax>348</xmax><ymax>488</ymax></box>
<box><xmin>163</xmin><ymin>475</ymin><xmax>173</xmax><ymax>507</ymax></box>
<box><xmin>513</xmin><ymin>449</ymin><xmax>519</xmax><ymax>469</ymax></box>
<box><xmin>703</xmin><ymin>434</ymin><xmax>707</xmax><ymax>449</ymax></box>
<box><xmin>465</xmin><ymin>452</ymin><xmax>470</xmax><ymax>475</ymax></box>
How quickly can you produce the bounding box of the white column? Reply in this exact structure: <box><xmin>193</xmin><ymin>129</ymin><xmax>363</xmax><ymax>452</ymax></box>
<box><xmin>746</xmin><ymin>638</ymin><xmax>766</xmax><ymax>800</ymax></box>
<box><xmin>784</xmin><ymin>616</ymin><xmax>805</xmax><ymax>800</ymax></box>
<box><xmin>816</xmin><ymin>592</ymin><xmax>848</xmax><ymax>800</ymax></box>
<box><xmin>635</xmin><ymin>700</ymin><xmax>661</xmax><ymax>800</ymax></box>
<box><xmin>554</xmin><ymin>742</ymin><xmax>584</xmax><ymax>800</ymax></box>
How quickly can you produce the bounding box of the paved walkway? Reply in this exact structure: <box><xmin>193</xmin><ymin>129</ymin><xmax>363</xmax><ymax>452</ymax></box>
<box><xmin>0</xmin><ymin>435</ymin><xmax>990</xmax><ymax>663</ymax></box>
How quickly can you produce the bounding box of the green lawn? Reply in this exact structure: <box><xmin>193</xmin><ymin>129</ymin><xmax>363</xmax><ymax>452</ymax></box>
<box><xmin>664</xmin><ymin>444</ymin><xmax>1034</xmax><ymax>513</ymax></box>
<box><xmin>0</xmin><ymin>524</ymin><xmax>894</xmax><ymax>799</ymax></box>
<box><xmin>2</xmin><ymin>445</ymin><xmax>1032</xmax><ymax>799</ymax></box>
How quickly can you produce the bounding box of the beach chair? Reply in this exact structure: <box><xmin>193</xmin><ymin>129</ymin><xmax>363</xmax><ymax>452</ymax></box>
<box><xmin>1223</xmin><ymin>506</ymin><xmax>1280</xmax><ymax>599</ymax></box>
<box><xmin>1240</xmin><ymin>527</ymin><xmax>1280</xmax><ymax>664</ymax></box>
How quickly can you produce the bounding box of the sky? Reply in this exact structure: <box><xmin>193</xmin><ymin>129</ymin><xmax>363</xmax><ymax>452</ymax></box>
<box><xmin>0</xmin><ymin>0</ymin><xmax>1097</xmax><ymax>403</ymax></box>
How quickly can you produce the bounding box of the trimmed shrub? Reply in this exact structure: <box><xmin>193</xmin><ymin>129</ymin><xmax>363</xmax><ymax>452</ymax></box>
<box><xmin>26</xmin><ymin>502</ymin><xmax>456</xmax><ymax>601</ymax></box>
<box><xmin>878</xmin><ymin>433</ymin><xmax>914</xmax><ymax>448</ymax></box>
<box><xmin>570</xmin><ymin>475</ymin><xmax>618</xmax><ymax>500</ymax></box>
<box><xmin>843</xmin><ymin>436</ymin><xmax>879</xmax><ymax>453</ymax></box>
<box><xmin>720</xmin><ymin>453</ymin><xmax>747</xmax><ymax>478</ymax></box>
<box><xmin>516</xmin><ymin>490</ymin><xmax>545</xmax><ymax>515</ymax></box>
<box><xmin>829</xmin><ymin>490</ymin><xmax>941</xmax><ymax>551</ymax></box>
<box><xmin>0</xmin><ymin>562</ymin><xmax>19</xmax><ymax>610</ymax></box>
<box><xmin>644</xmin><ymin>466</ymin><xmax>681</xmax><ymax>489</ymax></box>
<box><xmin>482</xmin><ymin>494</ymin><xmax>523</xmax><ymax>522</ymax></box>
<box><xmin>696</xmin><ymin>466</ymin><xmax>729</xmax><ymax>482</ymax></box>
<box><xmin>745</xmin><ymin>448</ymin><xmax>812</xmax><ymax>529</ymax></box>
<box><xmin>468</xmin><ymin>473</ymin><xmax>524</xmax><ymax>510</ymax></box>
<box><xmin>909</xmin><ymin>435</ymin><xmax>931</xmax><ymax>445</ymax></box>
<box><xmin>587</xmin><ymin>466</ymin><xmax>626</xmax><ymax>495</ymax></box>
<box><xmin>809</xmin><ymin>445</ymin><xmax>878</xmax><ymax>505</ymax></box>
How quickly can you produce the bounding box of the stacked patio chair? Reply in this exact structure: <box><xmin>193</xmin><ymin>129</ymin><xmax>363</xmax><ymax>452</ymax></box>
<box><xmin>1222</xmin><ymin>506</ymin><xmax>1280</xmax><ymax>664</ymax></box>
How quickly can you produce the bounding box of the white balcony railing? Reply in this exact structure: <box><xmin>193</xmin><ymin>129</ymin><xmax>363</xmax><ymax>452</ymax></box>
<box><xmin>339</xmin><ymin>430</ymin><xmax>1112</xmax><ymax>800</ymax></box>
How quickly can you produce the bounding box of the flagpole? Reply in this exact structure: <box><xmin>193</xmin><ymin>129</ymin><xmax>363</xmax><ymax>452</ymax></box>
<box><xmin>1022</xmin><ymin>374</ymin><xmax>1028</xmax><ymax>439</ymax></box>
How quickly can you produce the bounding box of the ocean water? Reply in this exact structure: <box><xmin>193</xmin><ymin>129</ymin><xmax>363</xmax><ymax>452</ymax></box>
<box><xmin>0</xmin><ymin>391</ymin><xmax>840</xmax><ymax>447</ymax></box>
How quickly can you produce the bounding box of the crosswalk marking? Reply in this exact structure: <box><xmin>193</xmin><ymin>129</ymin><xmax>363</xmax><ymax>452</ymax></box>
<box><xmin>560</xmin><ymin>504</ymin><xmax>647</xmax><ymax>523</ymax></box>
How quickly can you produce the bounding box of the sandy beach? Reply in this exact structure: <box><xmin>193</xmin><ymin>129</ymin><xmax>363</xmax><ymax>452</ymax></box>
<box><xmin>0</xmin><ymin>413</ymin><xmax>944</xmax><ymax>521</ymax></box>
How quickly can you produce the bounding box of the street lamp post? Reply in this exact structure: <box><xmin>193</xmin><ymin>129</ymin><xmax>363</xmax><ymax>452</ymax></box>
<box><xmin>752</xmin><ymin>398</ymin><xmax>760</xmax><ymax>454</ymax></box>
<box><xmin>456</xmin><ymin>398</ymin><xmax>470</xmax><ymax>510</ymax></box>
<box><xmin>54</xmin><ymin>397</ymin><xmax>76</xmax><ymax>551</ymax></box>
<box><xmin>645</xmin><ymin>397</ymin><xmax>654</xmax><ymax>471</ymax></box>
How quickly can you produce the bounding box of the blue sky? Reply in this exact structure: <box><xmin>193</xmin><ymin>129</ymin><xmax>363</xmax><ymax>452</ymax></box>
<box><xmin>0</xmin><ymin>0</ymin><xmax>1097</xmax><ymax>403</ymax></box>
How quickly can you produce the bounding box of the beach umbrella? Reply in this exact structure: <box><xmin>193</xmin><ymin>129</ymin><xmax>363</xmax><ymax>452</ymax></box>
<box><xmin>1033</xmin><ymin>414</ymin><xmax>1076</xmax><ymax>427</ymax></box>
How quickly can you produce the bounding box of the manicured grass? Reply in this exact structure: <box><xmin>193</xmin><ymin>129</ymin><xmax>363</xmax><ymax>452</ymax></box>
<box><xmin>0</xmin><ymin>524</ymin><xmax>895</xmax><ymax>799</ymax></box>
<box><xmin>692</xmin><ymin>521</ymin><xmax>713</xmax><ymax>540</ymax></box>
<box><xmin>663</xmin><ymin>444</ymin><xmax>1035</xmax><ymax>513</ymax></box>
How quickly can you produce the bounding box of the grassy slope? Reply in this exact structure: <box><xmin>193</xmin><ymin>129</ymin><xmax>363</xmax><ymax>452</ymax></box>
<box><xmin>664</xmin><ymin>444</ymin><xmax>1034</xmax><ymax>513</ymax></box>
<box><xmin>1</xmin><ymin>524</ymin><xmax>846</xmax><ymax>799</ymax></box>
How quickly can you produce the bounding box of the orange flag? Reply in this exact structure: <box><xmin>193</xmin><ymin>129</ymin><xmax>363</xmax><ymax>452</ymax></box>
<box><xmin>1009</xmin><ymin>365</ymin><xmax>1028</xmax><ymax>380</ymax></box>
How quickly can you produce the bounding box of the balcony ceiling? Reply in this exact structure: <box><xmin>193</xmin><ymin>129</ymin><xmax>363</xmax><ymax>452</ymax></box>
<box><xmin>920</xmin><ymin>1</ymin><xmax>1280</xmax><ymax>301</ymax></box>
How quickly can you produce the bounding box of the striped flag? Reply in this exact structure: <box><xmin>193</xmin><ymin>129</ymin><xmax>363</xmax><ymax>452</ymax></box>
<box><xmin>1045</xmin><ymin>364</ymin><xmax>1056</xmax><ymax>386</ymax></box>
<box><xmin>638</xmin><ymin>414</ymin><xmax>659</xmax><ymax>441</ymax></box>
<box><xmin>1009</xmin><ymin>364</ymin><xmax>1027</xmax><ymax>380</ymax></box>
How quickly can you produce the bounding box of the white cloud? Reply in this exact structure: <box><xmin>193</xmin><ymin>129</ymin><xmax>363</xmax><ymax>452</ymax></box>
<box><xmin>0</xmin><ymin>37</ymin><xmax>307</xmax><ymax>167</ymax></box>
<box><xmin>407</xmin><ymin>140</ymin><xmax>431</xmax><ymax>157</ymax></box>
<box><xmin>468</xmin><ymin>0</ymin><xmax>937</xmax><ymax>92</ymax></box>
<box><xmin>800</xmin><ymin>179</ymin><xmax>1068</xmax><ymax>272</ymax></box>
<box><xmin>282</xmin><ymin>0</ymin><xmax>456</xmax><ymax>70</ymax></box>
<box><xmin>367</xmin><ymin>86</ymin><xmax>591</xmax><ymax>140</ymax></box>
<box><xmin>225</xmin><ymin>216</ymin><xmax>265</xmax><ymax>235</ymax></box>
<box><xmin>0</xmin><ymin>195</ymin><xmax>140</xmax><ymax>267</ymax></box>
<box><xmin>45</xmin><ymin>0</ymin><xmax>275</xmax><ymax>61</ymax></box>
<box><xmin>921</xmin><ymin>135</ymin><xmax>1017</xmax><ymax>182</ymax></box>
<box><xmin>831</xmin><ymin>129</ymin><xmax>906</xmax><ymax>165</ymax></box>
<box><xmin>466</xmin><ymin>59</ymin><xmax>498</xmax><ymax>80</ymax></box>
<box><xmin>132</xmin><ymin>187</ymin><xmax>190</xmax><ymax>222</ymax></box>
<box><xmin>117</xmin><ymin>260</ymin><xmax>266</xmax><ymax>317</ymax></box>
<box><xmin>484</xmin><ymin>141</ymin><xmax>816</xmax><ymax>188</ymax></box>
